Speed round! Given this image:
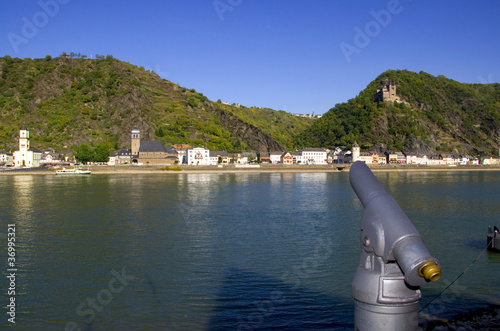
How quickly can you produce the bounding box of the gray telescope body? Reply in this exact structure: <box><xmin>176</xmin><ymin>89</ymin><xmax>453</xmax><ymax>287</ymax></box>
<box><xmin>349</xmin><ymin>161</ymin><xmax>440</xmax><ymax>330</ymax></box>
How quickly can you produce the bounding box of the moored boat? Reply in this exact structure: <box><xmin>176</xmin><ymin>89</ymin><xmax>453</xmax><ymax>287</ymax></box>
<box><xmin>487</xmin><ymin>226</ymin><xmax>500</xmax><ymax>252</ymax></box>
<box><xmin>56</xmin><ymin>167</ymin><xmax>91</xmax><ymax>175</ymax></box>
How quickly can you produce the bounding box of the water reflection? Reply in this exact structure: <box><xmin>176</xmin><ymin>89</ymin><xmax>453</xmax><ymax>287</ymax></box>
<box><xmin>10</xmin><ymin>176</ymin><xmax>38</xmax><ymax>256</ymax></box>
<box><xmin>12</xmin><ymin>175</ymin><xmax>35</xmax><ymax>221</ymax></box>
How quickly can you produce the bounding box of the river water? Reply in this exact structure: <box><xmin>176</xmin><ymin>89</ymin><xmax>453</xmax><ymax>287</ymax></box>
<box><xmin>1</xmin><ymin>171</ymin><xmax>500</xmax><ymax>330</ymax></box>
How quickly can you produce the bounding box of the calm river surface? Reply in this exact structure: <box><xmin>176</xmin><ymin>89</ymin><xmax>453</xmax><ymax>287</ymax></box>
<box><xmin>1</xmin><ymin>171</ymin><xmax>500</xmax><ymax>330</ymax></box>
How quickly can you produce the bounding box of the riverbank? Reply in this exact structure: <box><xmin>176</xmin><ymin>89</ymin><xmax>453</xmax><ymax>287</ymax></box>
<box><xmin>2</xmin><ymin>164</ymin><xmax>500</xmax><ymax>175</ymax></box>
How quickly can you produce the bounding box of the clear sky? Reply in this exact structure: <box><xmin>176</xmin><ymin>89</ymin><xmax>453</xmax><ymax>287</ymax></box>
<box><xmin>1</xmin><ymin>0</ymin><xmax>499</xmax><ymax>114</ymax></box>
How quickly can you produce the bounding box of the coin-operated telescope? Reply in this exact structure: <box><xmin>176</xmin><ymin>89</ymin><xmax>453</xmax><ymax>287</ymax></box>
<box><xmin>349</xmin><ymin>161</ymin><xmax>441</xmax><ymax>330</ymax></box>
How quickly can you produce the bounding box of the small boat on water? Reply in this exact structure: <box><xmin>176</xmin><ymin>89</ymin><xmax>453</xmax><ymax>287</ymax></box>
<box><xmin>56</xmin><ymin>167</ymin><xmax>91</xmax><ymax>175</ymax></box>
<box><xmin>487</xmin><ymin>226</ymin><xmax>500</xmax><ymax>252</ymax></box>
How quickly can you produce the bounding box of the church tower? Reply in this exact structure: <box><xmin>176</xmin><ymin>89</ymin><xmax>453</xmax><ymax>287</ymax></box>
<box><xmin>19</xmin><ymin>125</ymin><xmax>30</xmax><ymax>154</ymax></box>
<box><xmin>131</xmin><ymin>128</ymin><xmax>140</xmax><ymax>156</ymax></box>
<box><xmin>352</xmin><ymin>141</ymin><xmax>360</xmax><ymax>162</ymax></box>
<box><xmin>14</xmin><ymin>125</ymin><xmax>36</xmax><ymax>167</ymax></box>
<box><xmin>18</xmin><ymin>125</ymin><xmax>30</xmax><ymax>166</ymax></box>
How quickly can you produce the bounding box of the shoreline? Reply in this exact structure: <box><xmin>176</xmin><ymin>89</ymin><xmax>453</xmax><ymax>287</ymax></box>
<box><xmin>420</xmin><ymin>304</ymin><xmax>500</xmax><ymax>330</ymax></box>
<box><xmin>1</xmin><ymin>164</ymin><xmax>500</xmax><ymax>175</ymax></box>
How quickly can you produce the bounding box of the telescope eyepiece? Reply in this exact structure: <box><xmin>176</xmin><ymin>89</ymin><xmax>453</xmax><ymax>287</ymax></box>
<box><xmin>418</xmin><ymin>261</ymin><xmax>441</xmax><ymax>282</ymax></box>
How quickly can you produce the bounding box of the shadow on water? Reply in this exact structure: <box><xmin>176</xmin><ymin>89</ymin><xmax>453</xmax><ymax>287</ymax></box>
<box><xmin>464</xmin><ymin>238</ymin><xmax>490</xmax><ymax>250</ymax></box>
<box><xmin>206</xmin><ymin>268</ymin><xmax>353</xmax><ymax>331</ymax></box>
<box><xmin>205</xmin><ymin>268</ymin><xmax>500</xmax><ymax>331</ymax></box>
<box><xmin>464</xmin><ymin>238</ymin><xmax>500</xmax><ymax>262</ymax></box>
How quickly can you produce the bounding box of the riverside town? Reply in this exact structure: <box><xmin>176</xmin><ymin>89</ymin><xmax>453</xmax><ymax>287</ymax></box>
<box><xmin>1</xmin><ymin>125</ymin><xmax>499</xmax><ymax>170</ymax></box>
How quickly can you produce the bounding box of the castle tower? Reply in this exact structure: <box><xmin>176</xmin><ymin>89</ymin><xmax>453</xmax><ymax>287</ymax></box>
<box><xmin>382</xmin><ymin>84</ymin><xmax>390</xmax><ymax>101</ymax></box>
<box><xmin>352</xmin><ymin>141</ymin><xmax>360</xmax><ymax>163</ymax></box>
<box><xmin>389</xmin><ymin>82</ymin><xmax>397</xmax><ymax>101</ymax></box>
<box><xmin>131</xmin><ymin>128</ymin><xmax>140</xmax><ymax>156</ymax></box>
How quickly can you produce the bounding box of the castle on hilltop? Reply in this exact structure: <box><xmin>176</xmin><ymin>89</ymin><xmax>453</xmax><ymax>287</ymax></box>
<box><xmin>375</xmin><ymin>81</ymin><xmax>401</xmax><ymax>103</ymax></box>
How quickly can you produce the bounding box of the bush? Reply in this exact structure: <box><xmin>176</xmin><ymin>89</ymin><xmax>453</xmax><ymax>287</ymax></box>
<box><xmin>188</xmin><ymin>97</ymin><xmax>198</xmax><ymax>108</ymax></box>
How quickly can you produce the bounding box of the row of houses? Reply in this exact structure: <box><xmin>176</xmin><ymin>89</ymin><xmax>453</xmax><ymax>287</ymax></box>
<box><xmin>0</xmin><ymin>147</ymin><xmax>71</xmax><ymax>167</ymax></box>
<box><xmin>350</xmin><ymin>142</ymin><xmax>499</xmax><ymax>165</ymax></box>
<box><xmin>3</xmin><ymin>127</ymin><xmax>499</xmax><ymax>168</ymax></box>
<box><xmin>109</xmin><ymin>146</ymin><xmax>330</xmax><ymax>166</ymax></box>
<box><xmin>106</xmin><ymin>129</ymin><xmax>331</xmax><ymax>166</ymax></box>
<box><xmin>1</xmin><ymin>127</ymin><xmax>331</xmax><ymax>167</ymax></box>
<box><xmin>111</xmin><ymin>143</ymin><xmax>500</xmax><ymax>166</ymax></box>
<box><xmin>0</xmin><ymin>126</ymin><xmax>72</xmax><ymax>167</ymax></box>
<box><xmin>4</xmin><ymin>143</ymin><xmax>496</xmax><ymax>168</ymax></box>
<box><xmin>352</xmin><ymin>151</ymin><xmax>485</xmax><ymax>166</ymax></box>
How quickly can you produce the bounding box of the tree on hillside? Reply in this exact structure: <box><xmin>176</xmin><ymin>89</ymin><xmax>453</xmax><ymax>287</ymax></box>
<box><xmin>74</xmin><ymin>143</ymin><xmax>93</xmax><ymax>164</ymax></box>
<box><xmin>74</xmin><ymin>143</ymin><xmax>109</xmax><ymax>164</ymax></box>
<box><xmin>93</xmin><ymin>144</ymin><xmax>110</xmax><ymax>163</ymax></box>
<box><xmin>155</xmin><ymin>126</ymin><xmax>165</xmax><ymax>137</ymax></box>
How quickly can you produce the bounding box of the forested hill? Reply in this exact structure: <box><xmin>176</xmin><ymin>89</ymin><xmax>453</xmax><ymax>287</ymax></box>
<box><xmin>295</xmin><ymin>70</ymin><xmax>500</xmax><ymax>155</ymax></box>
<box><xmin>3</xmin><ymin>57</ymin><xmax>498</xmax><ymax>156</ymax></box>
<box><xmin>0</xmin><ymin>55</ymin><xmax>313</xmax><ymax>153</ymax></box>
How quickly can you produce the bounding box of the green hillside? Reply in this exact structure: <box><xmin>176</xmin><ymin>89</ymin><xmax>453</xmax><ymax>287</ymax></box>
<box><xmin>3</xmin><ymin>57</ymin><xmax>497</xmax><ymax>156</ymax></box>
<box><xmin>295</xmin><ymin>70</ymin><xmax>500</xmax><ymax>155</ymax></box>
<box><xmin>217</xmin><ymin>103</ymin><xmax>313</xmax><ymax>151</ymax></box>
<box><xmin>0</xmin><ymin>55</ymin><xmax>312</xmax><ymax>153</ymax></box>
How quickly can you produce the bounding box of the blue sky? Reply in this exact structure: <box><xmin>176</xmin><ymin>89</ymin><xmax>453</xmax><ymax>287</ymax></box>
<box><xmin>1</xmin><ymin>0</ymin><xmax>499</xmax><ymax>114</ymax></box>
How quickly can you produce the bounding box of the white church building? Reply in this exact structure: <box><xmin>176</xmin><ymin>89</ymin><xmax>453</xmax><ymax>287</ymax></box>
<box><xmin>13</xmin><ymin>125</ymin><xmax>42</xmax><ymax>167</ymax></box>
